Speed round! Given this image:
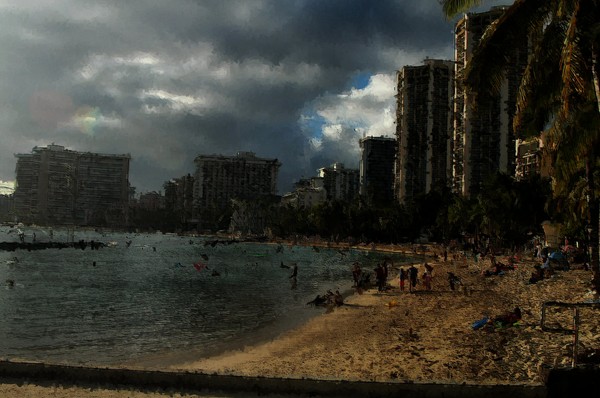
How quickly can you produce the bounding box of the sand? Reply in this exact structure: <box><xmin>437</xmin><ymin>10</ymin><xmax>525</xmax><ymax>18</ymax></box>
<box><xmin>2</xmin><ymin>245</ymin><xmax>599</xmax><ymax>397</ymax></box>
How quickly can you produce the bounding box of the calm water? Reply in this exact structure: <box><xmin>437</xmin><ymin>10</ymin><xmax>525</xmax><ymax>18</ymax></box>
<box><xmin>0</xmin><ymin>226</ymin><xmax>412</xmax><ymax>367</ymax></box>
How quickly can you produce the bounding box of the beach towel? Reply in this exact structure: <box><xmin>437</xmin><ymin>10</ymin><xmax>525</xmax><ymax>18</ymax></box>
<box><xmin>471</xmin><ymin>316</ymin><xmax>489</xmax><ymax>330</ymax></box>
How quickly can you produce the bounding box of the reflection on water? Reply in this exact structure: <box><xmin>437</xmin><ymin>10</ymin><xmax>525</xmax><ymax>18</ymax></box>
<box><xmin>0</xmin><ymin>227</ymin><xmax>412</xmax><ymax>367</ymax></box>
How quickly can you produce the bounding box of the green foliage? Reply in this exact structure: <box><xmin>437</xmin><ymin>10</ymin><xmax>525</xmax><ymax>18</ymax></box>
<box><xmin>441</xmin><ymin>0</ymin><xmax>600</xmax><ymax>292</ymax></box>
<box><xmin>266</xmin><ymin>175</ymin><xmax>552</xmax><ymax>248</ymax></box>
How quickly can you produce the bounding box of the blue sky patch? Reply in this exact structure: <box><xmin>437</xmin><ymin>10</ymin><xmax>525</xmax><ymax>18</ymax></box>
<box><xmin>349</xmin><ymin>72</ymin><xmax>371</xmax><ymax>90</ymax></box>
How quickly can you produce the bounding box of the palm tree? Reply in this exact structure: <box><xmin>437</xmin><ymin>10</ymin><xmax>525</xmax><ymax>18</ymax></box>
<box><xmin>441</xmin><ymin>0</ymin><xmax>600</xmax><ymax>294</ymax></box>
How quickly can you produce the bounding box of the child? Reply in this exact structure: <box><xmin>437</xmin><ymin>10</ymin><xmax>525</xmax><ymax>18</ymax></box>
<box><xmin>399</xmin><ymin>268</ymin><xmax>407</xmax><ymax>291</ymax></box>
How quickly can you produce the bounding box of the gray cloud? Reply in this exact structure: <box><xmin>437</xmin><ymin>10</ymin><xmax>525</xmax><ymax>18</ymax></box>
<box><xmin>0</xmin><ymin>0</ymin><xmax>507</xmax><ymax>195</ymax></box>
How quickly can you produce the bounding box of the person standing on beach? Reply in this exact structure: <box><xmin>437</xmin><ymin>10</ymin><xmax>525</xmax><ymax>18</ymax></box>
<box><xmin>352</xmin><ymin>262</ymin><xmax>362</xmax><ymax>287</ymax></box>
<box><xmin>409</xmin><ymin>264</ymin><xmax>418</xmax><ymax>292</ymax></box>
<box><xmin>383</xmin><ymin>261</ymin><xmax>389</xmax><ymax>283</ymax></box>
<box><xmin>375</xmin><ymin>263</ymin><xmax>385</xmax><ymax>292</ymax></box>
<box><xmin>399</xmin><ymin>268</ymin><xmax>407</xmax><ymax>291</ymax></box>
<box><xmin>422</xmin><ymin>271</ymin><xmax>432</xmax><ymax>291</ymax></box>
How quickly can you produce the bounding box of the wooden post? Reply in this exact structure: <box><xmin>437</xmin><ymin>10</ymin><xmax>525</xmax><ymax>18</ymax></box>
<box><xmin>572</xmin><ymin>308</ymin><xmax>580</xmax><ymax>367</ymax></box>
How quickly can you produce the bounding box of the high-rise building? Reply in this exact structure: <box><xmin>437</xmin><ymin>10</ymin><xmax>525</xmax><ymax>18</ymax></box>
<box><xmin>359</xmin><ymin>136</ymin><xmax>397</xmax><ymax>206</ymax></box>
<box><xmin>515</xmin><ymin>132</ymin><xmax>553</xmax><ymax>181</ymax></box>
<box><xmin>395</xmin><ymin>59</ymin><xmax>454</xmax><ymax>203</ymax></box>
<box><xmin>452</xmin><ymin>6</ymin><xmax>529</xmax><ymax>196</ymax></box>
<box><xmin>317</xmin><ymin>162</ymin><xmax>359</xmax><ymax>202</ymax></box>
<box><xmin>282</xmin><ymin>177</ymin><xmax>326</xmax><ymax>209</ymax></box>
<box><xmin>0</xmin><ymin>194</ymin><xmax>13</xmax><ymax>222</ymax></box>
<box><xmin>13</xmin><ymin>144</ymin><xmax>130</xmax><ymax>226</ymax></box>
<box><xmin>515</xmin><ymin>138</ymin><xmax>541</xmax><ymax>181</ymax></box>
<box><xmin>193</xmin><ymin>151</ymin><xmax>281</xmax><ymax>230</ymax></box>
<box><xmin>164</xmin><ymin>173</ymin><xmax>194</xmax><ymax>225</ymax></box>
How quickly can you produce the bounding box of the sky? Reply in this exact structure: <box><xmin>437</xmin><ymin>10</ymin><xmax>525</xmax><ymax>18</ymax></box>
<box><xmin>0</xmin><ymin>0</ymin><xmax>507</xmax><ymax>196</ymax></box>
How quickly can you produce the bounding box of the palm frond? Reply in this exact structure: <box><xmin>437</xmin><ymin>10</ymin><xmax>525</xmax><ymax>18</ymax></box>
<box><xmin>514</xmin><ymin>20</ymin><xmax>566</xmax><ymax>136</ymax></box>
<box><xmin>560</xmin><ymin>2</ymin><xmax>588</xmax><ymax>110</ymax></box>
<box><xmin>464</xmin><ymin>0</ymin><xmax>549</xmax><ymax>99</ymax></box>
<box><xmin>440</xmin><ymin>0</ymin><xmax>486</xmax><ymax>19</ymax></box>
<box><xmin>547</xmin><ymin>100</ymin><xmax>600</xmax><ymax>183</ymax></box>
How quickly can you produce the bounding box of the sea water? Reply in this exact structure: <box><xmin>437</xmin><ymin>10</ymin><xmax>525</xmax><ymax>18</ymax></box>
<box><xmin>0</xmin><ymin>226</ymin><xmax>413</xmax><ymax>367</ymax></box>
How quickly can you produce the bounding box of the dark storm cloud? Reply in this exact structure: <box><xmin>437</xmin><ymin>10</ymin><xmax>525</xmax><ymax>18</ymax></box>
<box><xmin>0</xmin><ymin>0</ymin><xmax>508</xmax><ymax>194</ymax></box>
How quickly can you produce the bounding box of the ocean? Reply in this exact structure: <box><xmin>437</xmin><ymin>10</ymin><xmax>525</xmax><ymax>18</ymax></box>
<box><xmin>0</xmin><ymin>226</ymin><xmax>414</xmax><ymax>368</ymax></box>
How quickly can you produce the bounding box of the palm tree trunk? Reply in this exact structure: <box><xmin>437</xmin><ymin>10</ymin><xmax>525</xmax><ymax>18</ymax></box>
<box><xmin>586</xmin><ymin>153</ymin><xmax>600</xmax><ymax>296</ymax></box>
<box><xmin>593</xmin><ymin>43</ymin><xmax>600</xmax><ymax>114</ymax></box>
<box><xmin>591</xmin><ymin>45</ymin><xmax>600</xmax><ymax>296</ymax></box>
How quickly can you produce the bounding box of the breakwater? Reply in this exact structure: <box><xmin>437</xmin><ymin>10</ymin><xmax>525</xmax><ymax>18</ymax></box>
<box><xmin>0</xmin><ymin>240</ymin><xmax>105</xmax><ymax>251</ymax></box>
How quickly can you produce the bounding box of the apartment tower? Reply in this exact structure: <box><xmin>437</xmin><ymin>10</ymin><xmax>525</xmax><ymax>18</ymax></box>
<box><xmin>13</xmin><ymin>144</ymin><xmax>130</xmax><ymax>226</ymax></box>
<box><xmin>164</xmin><ymin>173</ymin><xmax>195</xmax><ymax>226</ymax></box>
<box><xmin>317</xmin><ymin>162</ymin><xmax>359</xmax><ymax>202</ymax></box>
<box><xmin>359</xmin><ymin>136</ymin><xmax>397</xmax><ymax>206</ymax></box>
<box><xmin>453</xmin><ymin>7</ymin><xmax>529</xmax><ymax>196</ymax></box>
<box><xmin>193</xmin><ymin>151</ymin><xmax>281</xmax><ymax>229</ymax></box>
<box><xmin>395</xmin><ymin>59</ymin><xmax>454</xmax><ymax>203</ymax></box>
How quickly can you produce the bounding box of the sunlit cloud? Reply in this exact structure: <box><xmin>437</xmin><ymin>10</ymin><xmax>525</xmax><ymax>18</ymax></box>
<box><xmin>0</xmin><ymin>180</ymin><xmax>15</xmax><ymax>195</ymax></box>
<box><xmin>140</xmin><ymin>89</ymin><xmax>211</xmax><ymax>115</ymax></box>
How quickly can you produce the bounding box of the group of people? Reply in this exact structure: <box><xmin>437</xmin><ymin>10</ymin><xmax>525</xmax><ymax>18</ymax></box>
<box><xmin>353</xmin><ymin>261</ymin><xmax>440</xmax><ymax>293</ymax></box>
<box><xmin>398</xmin><ymin>264</ymin><xmax>421</xmax><ymax>292</ymax></box>
<box><xmin>351</xmin><ymin>258</ymin><xmax>468</xmax><ymax>294</ymax></box>
<box><xmin>481</xmin><ymin>253</ymin><xmax>516</xmax><ymax>277</ymax></box>
<box><xmin>374</xmin><ymin>262</ymin><xmax>390</xmax><ymax>291</ymax></box>
<box><xmin>399</xmin><ymin>263</ymin><xmax>435</xmax><ymax>292</ymax></box>
<box><xmin>471</xmin><ymin>307</ymin><xmax>522</xmax><ymax>331</ymax></box>
<box><xmin>306</xmin><ymin>289</ymin><xmax>344</xmax><ymax>307</ymax></box>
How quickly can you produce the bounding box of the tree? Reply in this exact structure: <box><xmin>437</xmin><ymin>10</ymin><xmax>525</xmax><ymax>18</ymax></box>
<box><xmin>441</xmin><ymin>0</ymin><xmax>600</xmax><ymax>295</ymax></box>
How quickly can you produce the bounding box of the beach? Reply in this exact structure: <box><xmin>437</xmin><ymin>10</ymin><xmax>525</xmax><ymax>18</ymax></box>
<box><xmin>1</xmin><ymin>246</ymin><xmax>598</xmax><ymax>397</ymax></box>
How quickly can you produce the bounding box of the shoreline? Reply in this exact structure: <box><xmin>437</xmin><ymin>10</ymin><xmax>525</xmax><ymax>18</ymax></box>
<box><xmin>1</xmin><ymin>243</ymin><xmax>598</xmax><ymax>397</ymax></box>
<box><xmin>167</xmin><ymin>250</ymin><xmax>597</xmax><ymax>385</ymax></box>
<box><xmin>122</xmin><ymin>242</ymin><xmax>423</xmax><ymax>371</ymax></box>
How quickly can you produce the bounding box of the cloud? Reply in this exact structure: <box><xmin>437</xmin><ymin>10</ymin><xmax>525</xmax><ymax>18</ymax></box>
<box><xmin>0</xmin><ymin>0</ymin><xmax>506</xmax><ymax>195</ymax></box>
<box><xmin>0</xmin><ymin>180</ymin><xmax>15</xmax><ymax>195</ymax></box>
<box><xmin>300</xmin><ymin>73</ymin><xmax>397</xmax><ymax>171</ymax></box>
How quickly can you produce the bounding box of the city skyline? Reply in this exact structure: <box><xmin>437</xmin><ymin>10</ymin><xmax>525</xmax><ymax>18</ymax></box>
<box><xmin>0</xmin><ymin>0</ymin><xmax>506</xmax><ymax>196</ymax></box>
